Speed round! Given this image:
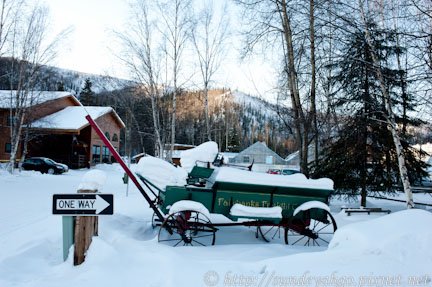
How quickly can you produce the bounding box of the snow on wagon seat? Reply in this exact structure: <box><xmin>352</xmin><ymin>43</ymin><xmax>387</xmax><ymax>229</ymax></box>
<box><xmin>230</xmin><ymin>203</ymin><xmax>283</xmax><ymax>219</ymax></box>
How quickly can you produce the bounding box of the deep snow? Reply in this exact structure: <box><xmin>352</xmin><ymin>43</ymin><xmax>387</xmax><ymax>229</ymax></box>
<box><xmin>0</xmin><ymin>164</ymin><xmax>431</xmax><ymax>287</ymax></box>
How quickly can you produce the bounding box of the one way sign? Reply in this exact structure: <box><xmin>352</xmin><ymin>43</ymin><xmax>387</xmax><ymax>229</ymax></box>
<box><xmin>53</xmin><ymin>194</ymin><xmax>113</xmax><ymax>215</ymax></box>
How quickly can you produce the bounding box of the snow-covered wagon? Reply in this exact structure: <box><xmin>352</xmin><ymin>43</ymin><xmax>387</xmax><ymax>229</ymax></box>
<box><xmin>138</xmin><ymin>165</ymin><xmax>336</xmax><ymax>247</ymax></box>
<box><xmin>86</xmin><ymin>115</ymin><xmax>337</xmax><ymax>247</ymax></box>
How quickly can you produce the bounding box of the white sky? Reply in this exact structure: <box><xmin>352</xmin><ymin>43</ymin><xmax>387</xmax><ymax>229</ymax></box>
<box><xmin>46</xmin><ymin>0</ymin><xmax>277</xmax><ymax>97</ymax></box>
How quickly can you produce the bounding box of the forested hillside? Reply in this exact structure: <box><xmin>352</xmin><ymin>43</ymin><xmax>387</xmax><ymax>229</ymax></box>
<box><xmin>0</xmin><ymin>57</ymin><xmax>295</xmax><ymax>157</ymax></box>
<box><xmin>95</xmin><ymin>87</ymin><xmax>295</xmax><ymax>158</ymax></box>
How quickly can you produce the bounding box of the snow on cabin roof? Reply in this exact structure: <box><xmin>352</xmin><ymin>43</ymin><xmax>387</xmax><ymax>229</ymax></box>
<box><xmin>31</xmin><ymin>106</ymin><xmax>124</xmax><ymax>131</ymax></box>
<box><xmin>210</xmin><ymin>167</ymin><xmax>334</xmax><ymax>190</ymax></box>
<box><xmin>0</xmin><ymin>90</ymin><xmax>78</xmax><ymax>108</ymax></box>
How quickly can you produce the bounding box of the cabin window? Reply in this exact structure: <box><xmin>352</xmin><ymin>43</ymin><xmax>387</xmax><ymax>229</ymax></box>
<box><xmin>265</xmin><ymin>156</ymin><xmax>273</xmax><ymax>164</ymax></box>
<box><xmin>105</xmin><ymin>132</ymin><xmax>111</xmax><ymax>140</ymax></box>
<box><xmin>92</xmin><ymin>145</ymin><xmax>101</xmax><ymax>163</ymax></box>
<box><xmin>5</xmin><ymin>143</ymin><xmax>11</xmax><ymax>153</ymax></box>
<box><xmin>112</xmin><ymin>133</ymin><xmax>118</xmax><ymax>142</ymax></box>
<box><xmin>102</xmin><ymin>146</ymin><xmax>110</xmax><ymax>163</ymax></box>
<box><xmin>6</xmin><ymin>116</ymin><xmax>16</xmax><ymax>127</ymax></box>
<box><xmin>243</xmin><ymin>156</ymin><xmax>250</xmax><ymax>163</ymax></box>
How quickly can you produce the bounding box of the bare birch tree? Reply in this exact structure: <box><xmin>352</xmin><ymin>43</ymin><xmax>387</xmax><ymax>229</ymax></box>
<box><xmin>0</xmin><ymin>0</ymin><xmax>22</xmax><ymax>56</ymax></box>
<box><xmin>358</xmin><ymin>0</ymin><xmax>414</xmax><ymax>208</ymax></box>
<box><xmin>116</xmin><ymin>0</ymin><xmax>164</xmax><ymax>157</ymax></box>
<box><xmin>236</xmin><ymin>0</ymin><xmax>321</xmax><ymax>176</ymax></box>
<box><xmin>6</xmin><ymin>3</ymin><xmax>69</xmax><ymax>173</ymax></box>
<box><xmin>157</xmin><ymin>0</ymin><xmax>192</xmax><ymax>161</ymax></box>
<box><xmin>191</xmin><ymin>0</ymin><xmax>229</xmax><ymax>141</ymax></box>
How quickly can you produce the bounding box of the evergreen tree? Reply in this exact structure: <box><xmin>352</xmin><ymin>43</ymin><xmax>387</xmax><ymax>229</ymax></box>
<box><xmin>312</xmin><ymin>21</ymin><xmax>427</xmax><ymax>206</ymax></box>
<box><xmin>227</xmin><ymin>126</ymin><xmax>241</xmax><ymax>152</ymax></box>
<box><xmin>57</xmin><ymin>81</ymin><xmax>65</xmax><ymax>91</ymax></box>
<box><xmin>79</xmin><ymin>78</ymin><xmax>95</xmax><ymax>106</ymax></box>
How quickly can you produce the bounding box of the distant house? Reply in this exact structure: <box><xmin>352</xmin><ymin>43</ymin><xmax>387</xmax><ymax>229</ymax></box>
<box><xmin>220</xmin><ymin>152</ymin><xmax>239</xmax><ymax>164</ymax></box>
<box><xmin>0</xmin><ymin>90</ymin><xmax>125</xmax><ymax>168</ymax></box>
<box><xmin>230</xmin><ymin>141</ymin><xmax>288</xmax><ymax>172</ymax></box>
<box><xmin>284</xmin><ymin>144</ymin><xmax>317</xmax><ymax>168</ymax></box>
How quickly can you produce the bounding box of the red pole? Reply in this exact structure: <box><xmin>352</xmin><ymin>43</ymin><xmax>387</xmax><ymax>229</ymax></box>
<box><xmin>85</xmin><ymin>115</ymin><xmax>165</xmax><ymax>222</ymax></box>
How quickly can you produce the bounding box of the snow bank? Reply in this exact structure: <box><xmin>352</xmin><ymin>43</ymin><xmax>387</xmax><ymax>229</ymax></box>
<box><xmin>77</xmin><ymin>170</ymin><xmax>107</xmax><ymax>191</ymax></box>
<box><xmin>180</xmin><ymin>141</ymin><xmax>219</xmax><ymax>172</ymax></box>
<box><xmin>230</xmin><ymin>204</ymin><xmax>282</xmax><ymax>218</ymax></box>
<box><xmin>329</xmin><ymin>209</ymin><xmax>432</xmax><ymax>261</ymax></box>
<box><xmin>135</xmin><ymin>156</ymin><xmax>187</xmax><ymax>190</ymax></box>
<box><xmin>211</xmin><ymin>167</ymin><xmax>334</xmax><ymax>190</ymax></box>
<box><xmin>169</xmin><ymin>200</ymin><xmax>210</xmax><ymax>217</ymax></box>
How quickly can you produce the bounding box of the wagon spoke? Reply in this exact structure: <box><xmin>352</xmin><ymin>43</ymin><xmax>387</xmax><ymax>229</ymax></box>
<box><xmin>192</xmin><ymin>239</ymin><xmax>207</xmax><ymax>246</ymax></box>
<box><xmin>316</xmin><ymin>224</ymin><xmax>330</xmax><ymax>233</ymax></box>
<box><xmin>316</xmin><ymin>237</ymin><xmax>330</xmax><ymax>244</ymax></box>
<box><xmin>291</xmin><ymin>235</ymin><xmax>306</xmax><ymax>245</ymax></box>
<box><xmin>257</xmin><ymin>225</ymin><xmax>285</xmax><ymax>243</ymax></box>
<box><xmin>271</xmin><ymin>228</ymin><xmax>281</xmax><ymax>240</ymax></box>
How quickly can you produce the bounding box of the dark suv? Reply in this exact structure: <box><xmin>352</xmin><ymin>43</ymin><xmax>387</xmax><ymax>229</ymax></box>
<box><xmin>22</xmin><ymin>157</ymin><xmax>69</xmax><ymax>174</ymax></box>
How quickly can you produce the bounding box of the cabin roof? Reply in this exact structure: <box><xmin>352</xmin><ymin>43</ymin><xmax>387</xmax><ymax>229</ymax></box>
<box><xmin>31</xmin><ymin>106</ymin><xmax>125</xmax><ymax>131</ymax></box>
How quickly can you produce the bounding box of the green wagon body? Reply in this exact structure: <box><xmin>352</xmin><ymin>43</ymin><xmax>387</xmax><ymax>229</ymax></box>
<box><xmin>156</xmin><ymin>167</ymin><xmax>333</xmax><ymax>222</ymax></box>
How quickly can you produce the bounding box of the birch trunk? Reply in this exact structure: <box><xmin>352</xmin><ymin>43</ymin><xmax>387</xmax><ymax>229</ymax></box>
<box><xmin>150</xmin><ymin>92</ymin><xmax>163</xmax><ymax>157</ymax></box>
<box><xmin>204</xmin><ymin>87</ymin><xmax>211</xmax><ymax>141</ymax></box>
<box><xmin>309</xmin><ymin>0</ymin><xmax>318</xmax><ymax>164</ymax></box>
<box><xmin>278</xmin><ymin>0</ymin><xmax>309</xmax><ymax>175</ymax></box>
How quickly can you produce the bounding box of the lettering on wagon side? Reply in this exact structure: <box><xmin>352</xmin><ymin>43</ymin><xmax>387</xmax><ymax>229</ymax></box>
<box><xmin>216</xmin><ymin>197</ymin><xmax>271</xmax><ymax>208</ymax></box>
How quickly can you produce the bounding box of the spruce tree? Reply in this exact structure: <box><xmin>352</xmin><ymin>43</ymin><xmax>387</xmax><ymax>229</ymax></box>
<box><xmin>57</xmin><ymin>81</ymin><xmax>65</xmax><ymax>91</ymax></box>
<box><xmin>312</xmin><ymin>21</ymin><xmax>427</xmax><ymax>206</ymax></box>
<box><xmin>80</xmin><ymin>78</ymin><xmax>95</xmax><ymax>106</ymax></box>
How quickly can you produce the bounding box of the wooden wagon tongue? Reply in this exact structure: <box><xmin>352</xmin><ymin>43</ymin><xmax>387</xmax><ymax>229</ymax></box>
<box><xmin>85</xmin><ymin>115</ymin><xmax>166</xmax><ymax>224</ymax></box>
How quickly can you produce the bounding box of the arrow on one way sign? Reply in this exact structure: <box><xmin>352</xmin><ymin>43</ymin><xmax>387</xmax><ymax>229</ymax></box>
<box><xmin>53</xmin><ymin>194</ymin><xmax>113</xmax><ymax>215</ymax></box>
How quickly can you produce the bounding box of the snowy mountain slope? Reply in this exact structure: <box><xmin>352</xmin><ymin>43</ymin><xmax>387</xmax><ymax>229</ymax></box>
<box><xmin>46</xmin><ymin>67</ymin><xmax>135</xmax><ymax>94</ymax></box>
<box><xmin>219</xmin><ymin>89</ymin><xmax>281</xmax><ymax>121</ymax></box>
<box><xmin>0</xmin><ymin>57</ymin><xmax>135</xmax><ymax>94</ymax></box>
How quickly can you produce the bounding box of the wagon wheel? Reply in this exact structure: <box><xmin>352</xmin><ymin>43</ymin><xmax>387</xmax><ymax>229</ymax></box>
<box><xmin>285</xmin><ymin>209</ymin><xmax>337</xmax><ymax>246</ymax></box>
<box><xmin>257</xmin><ymin>225</ymin><xmax>287</xmax><ymax>244</ymax></box>
<box><xmin>158</xmin><ymin>210</ymin><xmax>216</xmax><ymax>246</ymax></box>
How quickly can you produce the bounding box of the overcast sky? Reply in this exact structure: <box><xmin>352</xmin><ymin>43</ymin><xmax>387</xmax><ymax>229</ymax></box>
<box><xmin>46</xmin><ymin>0</ymin><xmax>277</xmax><ymax>97</ymax></box>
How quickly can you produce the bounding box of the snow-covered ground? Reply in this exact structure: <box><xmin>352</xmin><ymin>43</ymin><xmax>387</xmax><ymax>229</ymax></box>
<box><xmin>1</xmin><ymin>164</ymin><xmax>431</xmax><ymax>287</ymax></box>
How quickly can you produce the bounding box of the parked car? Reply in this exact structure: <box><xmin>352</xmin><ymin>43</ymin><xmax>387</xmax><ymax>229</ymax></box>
<box><xmin>267</xmin><ymin>168</ymin><xmax>281</xmax><ymax>175</ymax></box>
<box><xmin>22</xmin><ymin>157</ymin><xmax>69</xmax><ymax>174</ymax></box>
<box><xmin>266</xmin><ymin>168</ymin><xmax>300</xmax><ymax>175</ymax></box>
<box><xmin>281</xmin><ymin>169</ymin><xmax>301</xmax><ymax>175</ymax></box>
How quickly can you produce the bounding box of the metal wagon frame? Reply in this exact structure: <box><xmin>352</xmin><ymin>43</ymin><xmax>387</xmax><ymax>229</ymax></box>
<box><xmin>87</xmin><ymin>115</ymin><xmax>337</xmax><ymax>247</ymax></box>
